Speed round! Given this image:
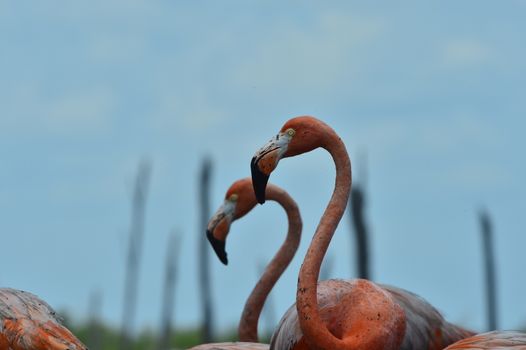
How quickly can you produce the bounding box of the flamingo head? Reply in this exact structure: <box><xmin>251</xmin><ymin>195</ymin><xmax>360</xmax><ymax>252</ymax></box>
<box><xmin>251</xmin><ymin>116</ymin><xmax>326</xmax><ymax>203</ymax></box>
<box><xmin>206</xmin><ymin>178</ymin><xmax>258</xmax><ymax>265</ymax></box>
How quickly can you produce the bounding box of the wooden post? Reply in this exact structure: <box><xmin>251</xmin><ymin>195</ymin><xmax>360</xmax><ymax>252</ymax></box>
<box><xmin>157</xmin><ymin>232</ymin><xmax>181</xmax><ymax>350</ymax></box>
<box><xmin>479</xmin><ymin>209</ymin><xmax>498</xmax><ymax>331</ymax></box>
<box><xmin>120</xmin><ymin>160</ymin><xmax>151</xmax><ymax>350</ymax></box>
<box><xmin>87</xmin><ymin>290</ymin><xmax>103</xmax><ymax>350</ymax></box>
<box><xmin>349</xmin><ymin>185</ymin><xmax>371</xmax><ymax>280</ymax></box>
<box><xmin>198</xmin><ymin>157</ymin><xmax>214</xmax><ymax>342</ymax></box>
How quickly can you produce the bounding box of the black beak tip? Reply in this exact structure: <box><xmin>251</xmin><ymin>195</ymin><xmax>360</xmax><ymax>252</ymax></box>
<box><xmin>206</xmin><ymin>229</ymin><xmax>228</xmax><ymax>265</ymax></box>
<box><xmin>251</xmin><ymin>156</ymin><xmax>269</xmax><ymax>204</ymax></box>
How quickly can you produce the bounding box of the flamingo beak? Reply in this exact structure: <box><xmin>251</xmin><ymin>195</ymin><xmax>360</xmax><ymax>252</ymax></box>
<box><xmin>251</xmin><ymin>133</ymin><xmax>290</xmax><ymax>204</ymax></box>
<box><xmin>206</xmin><ymin>200</ymin><xmax>235</xmax><ymax>265</ymax></box>
<box><xmin>206</xmin><ymin>229</ymin><xmax>228</xmax><ymax>265</ymax></box>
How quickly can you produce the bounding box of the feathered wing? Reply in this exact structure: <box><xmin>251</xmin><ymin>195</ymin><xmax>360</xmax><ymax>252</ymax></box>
<box><xmin>269</xmin><ymin>281</ymin><xmax>474</xmax><ymax>350</ymax></box>
<box><xmin>0</xmin><ymin>288</ymin><xmax>87</xmax><ymax>350</ymax></box>
<box><xmin>383</xmin><ymin>285</ymin><xmax>474</xmax><ymax>350</ymax></box>
<box><xmin>270</xmin><ymin>279</ymin><xmax>376</xmax><ymax>350</ymax></box>
<box><xmin>0</xmin><ymin>288</ymin><xmax>58</xmax><ymax>321</ymax></box>
<box><xmin>189</xmin><ymin>342</ymin><xmax>269</xmax><ymax>350</ymax></box>
<box><xmin>443</xmin><ymin>331</ymin><xmax>526</xmax><ymax>349</ymax></box>
<box><xmin>269</xmin><ymin>302</ymin><xmax>302</xmax><ymax>350</ymax></box>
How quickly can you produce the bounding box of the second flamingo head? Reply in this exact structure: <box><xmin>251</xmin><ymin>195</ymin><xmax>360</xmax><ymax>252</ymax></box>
<box><xmin>206</xmin><ymin>178</ymin><xmax>259</xmax><ymax>265</ymax></box>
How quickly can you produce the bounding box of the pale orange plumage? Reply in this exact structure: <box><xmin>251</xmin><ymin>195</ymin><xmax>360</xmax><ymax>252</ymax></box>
<box><xmin>190</xmin><ymin>342</ymin><xmax>270</xmax><ymax>350</ymax></box>
<box><xmin>0</xmin><ymin>288</ymin><xmax>87</xmax><ymax>350</ymax></box>
<box><xmin>443</xmin><ymin>331</ymin><xmax>526</xmax><ymax>349</ymax></box>
<box><xmin>270</xmin><ymin>281</ymin><xmax>474</xmax><ymax>350</ymax></box>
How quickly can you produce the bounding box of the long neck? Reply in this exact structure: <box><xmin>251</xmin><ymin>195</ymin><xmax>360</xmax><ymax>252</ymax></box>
<box><xmin>238</xmin><ymin>184</ymin><xmax>302</xmax><ymax>342</ymax></box>
<box><xmin>296</xmin><ymin>131</ymin><xmax>353</xmax><ymax>350</ymax></box>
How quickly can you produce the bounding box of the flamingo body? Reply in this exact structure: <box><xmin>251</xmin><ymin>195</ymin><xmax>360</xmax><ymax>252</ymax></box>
<box><xmin>0</xmin><ymin>288</ymin><xmax>87</xmax><ymax>350</ymax></box>
<box><xmin>270</xmin><ymin>280</ymin><xmax>473</xmax><ymax>350</ymax></box>
<box><xmin>190</xmin><ymin>342</ymin><xmax>269</xmax><ymax>350</ymax></box>
<box><xmin>385</xmin><ymin>285</ymin><xmax>474</xmax><ymax>349</ymax></box>
<box><xmin>443</xmin><ymin>331</ymin><xmax>526</xmax><ymax>349</ymax></box>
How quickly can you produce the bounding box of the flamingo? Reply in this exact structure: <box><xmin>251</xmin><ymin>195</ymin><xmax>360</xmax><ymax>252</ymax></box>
<box><xmin>190</xmin><ymin>178</ymin><xmax>302</xmax><ymax>350</ymax></box>
<box><xmin>445</xmin><ymin>212</ymin><xmax>526</xmax><ymax>350</ymax></box>
<box><xmin>250</xmin><ymin>116</ymin><xmax>474</xmax><ymax>350</ymax></box>
<box><xmin>439</xmin><ymin>212</ymin><xmax>526</xmax><ymax>350</ymax></box>
<box><xmin>443</xmin><ymin>331</ymin><xmax>526</xmax><ymax>349</ymax></box>
<box><xmin>440</xmin><ymin>212</ymin><xmax>526</xmax><ymax>350</ymax></box>
<box><xmin>0</xmin><ymin>288</ymin><xmax>87</xmax><ymax>350</ymax></box>
<box><xmin>190</xmin><ymin>344</ymin><xmax>269</xmax><ymax>350</ymax></box>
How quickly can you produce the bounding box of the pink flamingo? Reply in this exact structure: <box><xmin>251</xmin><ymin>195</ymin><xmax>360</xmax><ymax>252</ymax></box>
<box><xmin>251</xmin><ymin>116</ymin><xmax>474</xmax><ymax>350</ymax></box>
<box><xmin>190</xmin><ymin>178</ymin><xmax>301</xmax><ymax>350</ymax></box>
<box><xmin>0</xmin><ymin>288</ymin><xmax>87</xmax><ymax>350</ymax></box>
<box><xmin>443</xmin><ymin>330</ymin><xmax>526</xmax><ymax>349</ymax></box>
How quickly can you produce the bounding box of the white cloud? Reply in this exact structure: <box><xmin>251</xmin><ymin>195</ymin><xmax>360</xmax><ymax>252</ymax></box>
<box><xmin>352</xmin><ymin>113</ymin><xmax>503</xmax><ymax>158</ymax></box>
<box><xmin>86</xmin><ymin>33</ymin><xmax>148</xmax><ymax>63</ymax></box>
<box><xmin>445</xmin><ymin>161</ymin><xmax>514</xmax><ymax>190</ymax></box>
<box><xmin>46</xmin><ymin>88</ymin><xmax>115</xmax><ymax>132</ymax></box>
<box><xmin>151</xmin><ymin>92</ymin><xmax>230</xmax><ymax>133</ymax></box>
<box><xmin>442</xmin><ymin>39</ymin><xmax>491</xmax><ymax>66</ymax></box>
<box><xmin>0</xmin><ymin>83</ymin><xmax>115</xmax><ymax>135</ymax></box>
<box><xmin>3</xmin><ymin>0</ymin><xmax>160</xmax><ymax>23</ymax></box>
<box><xmin>232</xmin><ymin>10</ymin><xmax>385</xmax><ymax>90</ymax></box>
<box><xmin>349</xmin><ymin>114</ymin><xmax>512</xmax><ymax>191</ymax></box>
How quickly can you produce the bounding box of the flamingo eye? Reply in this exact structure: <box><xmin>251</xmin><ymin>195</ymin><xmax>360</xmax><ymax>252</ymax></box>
<box><xmin>286</xmin><ymin>128</ymin><xmax>295</xmax><ymax>137</ymax></box>
<box><xmin>229</xmin><ymin>194</ymin><xmax>238</xmax><ymax>202</ymax></box>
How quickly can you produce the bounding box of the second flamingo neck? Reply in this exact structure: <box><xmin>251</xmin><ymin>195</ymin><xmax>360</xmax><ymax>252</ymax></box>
<box><xmin>238</xmin><ymin>185</ymin><xmax>302</xmax><ymax>342</ymax></box>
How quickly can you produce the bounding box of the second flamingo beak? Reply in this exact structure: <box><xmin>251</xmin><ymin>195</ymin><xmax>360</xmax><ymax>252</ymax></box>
<box><xmin>206</xmin><ymin>229</ymin><xmax>228</xmax><ymax>265</ymax></box>
<box><xmin>206</xmin><ymin>200</ymin><xmax>235</xmax><ymax>265</ymax></box>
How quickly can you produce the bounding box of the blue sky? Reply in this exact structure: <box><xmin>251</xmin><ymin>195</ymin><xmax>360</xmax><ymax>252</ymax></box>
<box><xmin>1</xmin><ymin>0</ymin><xmax>525</xmax><ymax>336</ymax></box>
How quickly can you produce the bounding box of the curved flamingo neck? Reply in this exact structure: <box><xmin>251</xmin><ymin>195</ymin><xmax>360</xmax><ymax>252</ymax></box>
<box><xmin>296</xmin><ymin>129</ymin><xmax>356</xmax><ymax>350</ymax></box>
<box><xmin>238</xmin><ymin>184</ymin><xmax>302</xmax><ymax>342</ymax></box>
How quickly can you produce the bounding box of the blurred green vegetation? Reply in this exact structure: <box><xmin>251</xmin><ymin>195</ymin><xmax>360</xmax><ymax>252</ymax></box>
<box><xmin>66</xmin><ymin>322</ymin><xmax>228</xmax><ymax>349</ymax></box>
<box><xmin>62</xmin><ymin>316</ymin><xmax>272</xmax><ymax>349</ymax></box>
<box><xmin>57</xmin><ymin>311</ymin><xmax>526</xmax><ymax>349</ymax></box>
<box><xmin>71</xmin><ymin>323</ymin><xmax>203</xmax><ymax>350</ymax></box>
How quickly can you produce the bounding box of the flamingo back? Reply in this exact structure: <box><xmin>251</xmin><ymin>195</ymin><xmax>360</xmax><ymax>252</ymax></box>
<box><xmin>269</xmin><ymin>281</ymin><xmax>474</xmax><ymax>350</ymax></box>
<box><xmin>189</xmin><ymin>342</ymin><xmax>269</xmax><ymax>349</ymax></box>
<box><xmin>270</xmin><ymin>279</ymin><xmax>405</xmax><ymax>350</ymax></box>
<box><xmin>0</xmin><ymin>288</ymin><xmax>87</xmax><ymax>350</ymax></box>
<box><xmin>383</xmin><ymin>285</ymin><xmax>475</xmax><ymax>350</ymax></box>
<box><xmin>442</xmin><ymin>330</ymin><xmax>526</xmax><ymax>349</ymax></box>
